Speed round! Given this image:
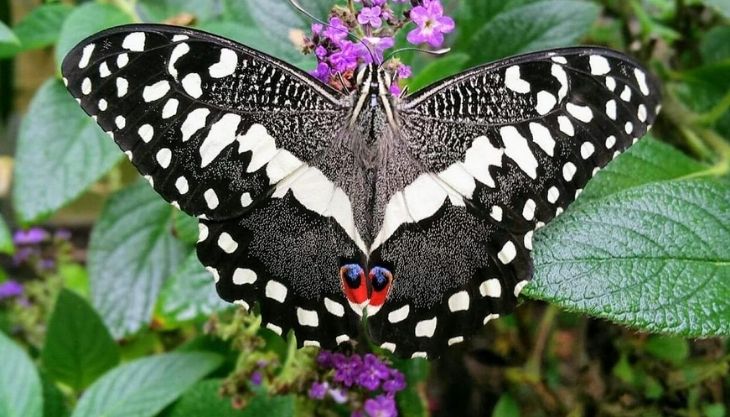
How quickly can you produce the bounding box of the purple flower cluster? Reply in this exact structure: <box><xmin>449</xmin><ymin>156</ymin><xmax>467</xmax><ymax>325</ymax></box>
<box><xmin>304</xmin><ymin>0</ymin><xmax>454</xmax><ymax>93</ymax></box>
<box><xmin>11</xmin><ymin>227</ymin><xmax>69</xmax><ymax>270</ymax></box>
<box><xmin>0</xmin><ymin>280</ymin><xmax>23</xmax><ymax>300</ymax></box>
<box><xmin>310</xmin><ymin>351</ymin><xmax>406</xmax><ymax>417</ymax></box>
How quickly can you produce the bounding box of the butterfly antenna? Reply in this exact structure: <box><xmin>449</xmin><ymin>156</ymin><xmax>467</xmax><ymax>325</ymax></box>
<box><xmin>385</xmin><ymin>47</ymin><xmax>451</xmax><ymax>62</ymax></box>
<box><xmin>288</xmin><ymin>0</ymin><xmax>377</xmax><ymax>64</ymax></box>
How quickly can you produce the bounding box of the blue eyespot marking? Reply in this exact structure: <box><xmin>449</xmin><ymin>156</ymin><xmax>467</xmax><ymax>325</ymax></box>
<box><xmin>370</xmin><ymin>266</ymin><xmax>392</xmax><ymax>292</ymax></box>
<box><xmin>340</xmin><ymin>263</ymin><xmax>364</xmax><ymax>289</ymax></box>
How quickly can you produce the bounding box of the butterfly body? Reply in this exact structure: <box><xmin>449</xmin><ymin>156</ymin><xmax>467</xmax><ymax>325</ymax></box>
<box><xmin>62</xmin><ymin>24</ymin><xmax>660</xmax><ymax>358</ymax></box>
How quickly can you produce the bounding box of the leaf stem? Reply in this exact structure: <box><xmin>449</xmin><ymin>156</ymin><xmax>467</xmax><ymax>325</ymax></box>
<box><xmin>697</xmin><ymin>89</ymin><xmax>730</xmax><ymax>126</ymax></box>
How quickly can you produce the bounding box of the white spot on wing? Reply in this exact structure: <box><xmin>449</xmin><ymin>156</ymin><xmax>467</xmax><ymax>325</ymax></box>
<box><xmin>547</xmin><ymin>186</ymin><xmax>559</xmax><ymax>203</ymax></box>
<box><xmin>233</xmin><ymin>268</ymin><xmax>258</xmax><ymax>285</ymax></box>
<box><xmin>388</xmin><ymin>305</ymin><xmax>409</xmax><ymax>323</ymax></box>
<box><xmin>500</xmin><ymin>126</ymin><xmax>538</xmax><ymax>179</ymax></box>
<box><xmin>514</xmin><ymin>280</ymin><xmax>529</xmax><ymax>297</ymax></box>
<box><xmin>606</xmin><ymin>135</ymin><xmax>616</xmax><ymax>149</ymax></box>
<box><xmin>116</xmin><ymin>77</ymin><xmax>128</xmax><ymax>97</ymax></box>
<box><xmin>529</xmin><ymin>122</ymin><xmax>555</xmax><ymax>157</ymax></box>
<box><xmin>563</xmin><ymin>162</ymin><xmax>577</xmax><ymax>181</ymax></box>
<box><xmin>162</xmin><ymin>98</ymin><xmax>179</xmax><ymax>119</ymax></box>
<box><xmin>240</xmin><ymin>192</ymin><xmax>252</xmax><ymax>207</ymax></box>
<box><xmin>498</xmin><ymin>241</ymin><xmax>516</xmax><ymax>264</ymax></box>
<box><xmin>297</xmin><ymin>307</ymin><xmax>319</xmax><ymax>327</ymax></box>
<box><xmin>181</xmin><ymin>108</ymin><xmax>211</xmax><ymax>142</ymax></box>
<box><xmin>535</xmin><ymin>91</ymin><xmax>556</xmax><ymax>115</ymax></box>
<box><xmin>182</xmin><ymin>73</ymin><xmax>203</xmax><ymax>98</ymax></box>
<box><xmin>522</xmin><ymin>198</ymin><xmax>536</xmax><ymax>221</ymax></box>
<box><xmin>490</xmin><ymin>205</ymin><xmax>503</xmax><ymax>222</ymax></box>
<box><xmin>138</xmin><ymin>124</ymin><xmax>153</xmax><ymax>143</ymax></box>
<box><xmin>581</xmin><ymin>142</ymin><xmax>595</xmax><ymax>159</ymax></box>
<box><xmin>551</xmin><ymin>64</ymin><xmax>568</xmax><ymax>101</ymax></box>
<box><xmin>415</xmin><ymin>317</ymin><xmax>437</xmax><ymax>338</ymax></box>
<box><xmin>143</xmin><ymin>80</ymin><xmax>170</xmax><ymax>102</ymax></box>
<box><xmin>448</xmin><ymin>291</ymin><xmax>470</xmax><ymax>312</ymax></box>
<box><xmin>567</xmin><ymin>103</ymin><xmax>593</xmax><ymax>123</ymax></box>
<box><xmin>479</xmin><ymin>279</ymin><xmax>501</xmax><ymax>297</ymax></box>
<box><xmin>483</xmin><ymin>313</ymin><xmax>500</xmax><ymax>325</ymax></box>
<box><xmin>114</xmin><ymin>116</ymin><xmax>126</xmax><ymax>129</ymax></box>
<box><xmin>504</xmin><ymin>65</ymin><xmax>530</xmax><ymax>94</ymax></box>
<box><xmin>156</xmin><ymin>148</ymin><xmax>172</xmax><ymax>169</ymax></box>
<box><xmin>79</xmin><ymin>44</ymin><xmax>95</xmax><ymax>68</ymax></box>
<box><xmin>589</xmin><ymin>55</ymin><xmax>610</xmax><ymax>75</ymax></box>
<box><xmin>266</xmin><ymin>323</ymin><xmax>282</xmax><ymax>335</ymax></box>
<box><xmin>122</xmin><ymin>32</ymin><xmax>146</xmax><ymax>51</ymax></box>
<box><xmin>324</xmin><ymin>298</ymin><xmax>345</xmax><ymax>317</ymax></box>
<box><xmin>168</xmin><ymin>43</ymin><xmax>190</xmax><ymax>79</ymax></box>
<box><xmin>197</xmin><ymin>223</ymin><xmax>208</xmax><ymax>242</ymax></box>
<box><xmin>634</xmin><ymin>68</ymin><xmax>650</xmax><ymax>95</ymax></box>
<box><xmin>217</xmin><ymin>232</ymin><xmax>238</xmax><ymax>253</ymax></box>
<box><xmin>380</xmin><ymin>342</ymin><xmax>396</xmax><ymax>353</ymax></box>
<box><xmin>558</xmin><ymin>116</ymin><xmax>574</xmax><ymax>136</ymax></box>
<box><xmin>81</xmin><ymin>78</ymin><xmax>92</xmax><ymax>95</ymax></box>
<box><xmin>265</xmin><ymin>280</ymin><xmax>287</xmax><ymax>303</ymax></box>
<box><xmin>116</xmin><ymin>53</ymin><xmax>129</xmax><ymax>68</ymax></box>
<box><xmin>237</xmin><ymin>123</ymin><xmax>279</xmax><ymax>172</ymax></box>
<box><xmin>175</xmin><ymin>176</ymin><xmax>189</xmax><ymax>194</ymax></box>
<box><xmin>448</xmin><ymin>336</ymin><xmax>464</xmax><ymax>346</ymax></box>
<box><xmin>209</xmin><ymin>48</ymin><xmax>238</xmax><ymax>78</ymax></box>
<box><xmin>204</xmin><ymin>188</ymin><xmax>219</xmax><ymax>209</ymax></box>
<box><xmin>606</xmin><ymin>99</ymin><xmax>617</xmax><ymax>120</ymax></box>
<box><xmin>463</xmin><ymin>136</ymin><xmax>503</xmax><ymax>188</ymax></box>
<box><xmin>200</xmin><ymin>114</ymin><xmax>241</xmax><ymax>167</ymax></box>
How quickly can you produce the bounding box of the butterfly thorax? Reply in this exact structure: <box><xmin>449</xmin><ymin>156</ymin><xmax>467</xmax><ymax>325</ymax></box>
<box><xmin>347</xmin><ymin>64</ymin><xmax>399</xmax><ymax>168</ymax></box>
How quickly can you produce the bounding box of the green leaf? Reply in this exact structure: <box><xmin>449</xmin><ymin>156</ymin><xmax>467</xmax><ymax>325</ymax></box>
<box><xmin>41</xmin><ymin>374</ymin><xmax>69</xmax><ymax>417</ymax></box>
<box><xmin>55</xmin><ymin>3</ymin><xmax>133</xmax><ymax>71</ymax></box>
<box><xmin>0</xmin><ymin>4</ymin><xmax>73</xmax><ymax>58</ymax></box>
<box><xmin>166</xmin><ymin>380</ymin><xmax>294</xmax><ymax>417</ymax></box>
<box><xmin>88</xmin><ymin>181</ymin><xmax>186</xmax><ymax>338</ymax></box>
<box><xmin>0</xmin><ymin>332</ymin><xmax>42</xmax><ymax>417</ymax></box>
<box><xmin>136</xmin><ymin>0</ymin><xmax>224</xmax><ymax>23</ymax></box>
<box><xmin>0</xmin><ymin>21</ymin><xmax>19</xmax><ymax>45</ymax></box>
<box><xmin>644</xmin><ymin>335</ymin><xmax>690</xmax><ymax>365</ymax></box>
<box><xmin>465</xmin><ymin>0</ymin><xmax>600</xmax><ymax>63</ymax></box>
<box><xmin>0</xmin><ymin>215</ymin><xmax>13</xmax><ymax>254</ymax></box>
<box><xmin>574</xmin><ymin>137</ymin><xmax>708</xmax><ymax>207</ymax></box>
<box><xmin>700</xmin><ymin>26</ymin><xmax>730</xmax><ymax>64</ymax></box>
<box><xmin>157</xmin><ymin>252</ymin><xmax>230</xmax><ymax>324</ymax></box>
<box><xmin>172</xmin><ymin>211</ymin><xmax>199</xmax><ymax>245</ymax></box>
<box><xmin>528</xmin><ymin>179</ymin><xmax>730</xmax><ymax>336</ymax></box>
<box><xmin>408</xmin><ymin>53</ymin><xmax>470</xmax><ymax>93</ymax></box>
<box><xmin>71</xmin><ymin>352</ymin><xmax>222</xmax><ymax>417</ymax></box>
<box><xmin>42</xmin><ymin>289</ymin><xmax>120</xmax><ymax>391</ymax></box>
<box><xmin>394</xmin><ymin>358</ymin><xmax>429</xmax><ymax>417</ymax></box>
<box><xmin>492</xmin><ymin>393</ymin><xmax>520</xmax><ymax>417</ymax></box>
<box><xmin>196</xmin><ymin>21</ymin><xmax>313</xmax><ymax>70</ymax></box>
<box><xmin>12</xmin><ymin>79</ymin><xmax>121</xmax><ymax>224</ymax></box>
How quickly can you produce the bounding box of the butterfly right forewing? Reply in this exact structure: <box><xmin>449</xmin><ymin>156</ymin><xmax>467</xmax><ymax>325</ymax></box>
<box><xmin>366</xmin><ymin>47</ymin><xmax>661</xmax><ymax>358</ymax></box>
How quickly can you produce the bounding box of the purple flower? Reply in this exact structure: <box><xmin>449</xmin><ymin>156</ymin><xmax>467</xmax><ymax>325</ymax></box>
<box><xmin>407</xmin><ymin>0</ymin><xmax>455</xmax><ymax>47</ymax></box>
<box><xmin>323</xmin><ymin>17</ymin><xmax>349</xmax><ymax>45</ymax></box>
<box><xmin>357</xmin><ymin>36</ymin><xmax>395</xmax><ymax>64</ymax></box>
<box><xmin>330</xmin><ymin>41</ymin><xmax>360</xmax><ymax>72</ymax></box>
<box><xmin>315</xmin><ymin>45</ymin><xmax>328</xmax><ymax>59</ymax></box>
<box><xmin>311</xmin><ymin>23</ymin><xmax>324</xmax><ymax>35</ymax></box>
<box><xmin>358</xmin><ymin>6</ymin><xmax>383</xmax><ymax>28</ymax></box>
<box><xmin>309</xmin><ymin>381</ymin><xmax>329</xmax><ymax>400</ymax></box>
<box><xmin>329</xmin><ymin>387</ymin><xmax>349</xmax><ymax>404</ymax></box>
<box><xmin>389</xmin><ymin>84</ymin><xmax>402</xmax><ymax>96</ymax></box>
<box><xmin>310</xmin><ymin>62</ymin><xmax>331</xmax><ymax>83</ymax></box>
<box><xmin>54</xmin><ymin>229</ymin><xmax>72</xmax><ymax>241</ymax></box>
<box><xmin>13</xmin><ymin>228</ymin><xmax>48</xmax><ymax>245</ymax></box>
<box><xmin>317</xmin><ymin>350</ymin><xmax>335</xmax><ymax>368</ymax></box>
<box><xmin>0</xmin><ymin>280</ymin><xmax>23</xmax><ymax>300</ymax></box>
<box><xmin>357</xmin><ymin>354</ymin><xmax>390</xmax><ymax>391</ymax></box>
<box><xmin>250</xmin><ymin>371</ymin><xmax>263</xmax><ymax>386</ymax></box>
<box><xmin>397</xmin><ymin>64</ymin><xmax>412</xmax><ymax>79</ymax></box>
<box><xmin>364</xmin><ymin>394</ymin><xmax>397</xmax><ymax>417</ymax></box>
<box><xmin>12</xmin><ymin>247</ymin><xmax>37</xmax><ymax>266</ymax></box>
<box><xmin>382</xmin><ymin>370</ymin><xmax>406</xmax><ymax>393</ymax></box>
<box><xmin>333</xmin><ymin>353</ymin><xmax>363</xmax><ymax>387</ymax></box>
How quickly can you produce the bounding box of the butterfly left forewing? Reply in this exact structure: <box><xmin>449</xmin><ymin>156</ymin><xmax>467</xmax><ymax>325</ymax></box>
<box><xmin>63</xmin><ymin>24</ymin><xmax>368</xmax><ymax>348</ymax></box>
<box><xmin>367</xmin><ymin>47</ymin><xmax>661</xmax><ymax>358</ymax></box>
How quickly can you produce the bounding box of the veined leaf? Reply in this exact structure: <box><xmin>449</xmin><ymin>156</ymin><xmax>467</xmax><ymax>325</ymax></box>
<box><xmin>88</xmin><ymin>181</ymin><xmax>186</xmax><ymax>338</ymax></box>
<box><xmin>0</xmin><ymin>332</ymin><xmax>42</xmax><ymax>417</ymax></box>
<box><xmin>71</xmin><ymin>352</ymin><xmax>222</xmax><ymax>417</ymax></box>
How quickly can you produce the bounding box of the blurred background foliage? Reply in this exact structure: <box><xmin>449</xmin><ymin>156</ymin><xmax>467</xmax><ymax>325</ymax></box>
<box><xmin>0</xmin><ymin>0</ymin><xmax>728</xmax><ymax>416</ymax></box>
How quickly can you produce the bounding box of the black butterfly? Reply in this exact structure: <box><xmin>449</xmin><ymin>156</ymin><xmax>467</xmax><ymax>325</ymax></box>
<box><xmin>62</xmin><ymin>24</ymin><xmax>660</xmax><ymax>359</ymax></box>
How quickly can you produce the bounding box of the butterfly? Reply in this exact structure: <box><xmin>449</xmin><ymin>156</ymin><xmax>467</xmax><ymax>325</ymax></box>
<box><xmin>62</xmin><ymin>23</ymin><xmax>660</xmax><ymax>359</ymax></box>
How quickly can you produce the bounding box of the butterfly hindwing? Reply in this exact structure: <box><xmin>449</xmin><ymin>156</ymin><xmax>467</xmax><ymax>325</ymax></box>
<box><xmin>365</xmin><ymin>47</ymin><xmax>660</xmax><ymax>358</ymax></box>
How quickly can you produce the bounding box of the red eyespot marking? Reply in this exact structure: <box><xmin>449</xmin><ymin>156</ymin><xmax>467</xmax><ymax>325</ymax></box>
<box><xmin>368</xmin><ymin>266</ymin><xmax>393</xmax><ymax>308</ymax></box>
<box><xmin>340</xmin><ymin>264</ymin><xmax>368</xmax><ymax>305</ymax></box>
